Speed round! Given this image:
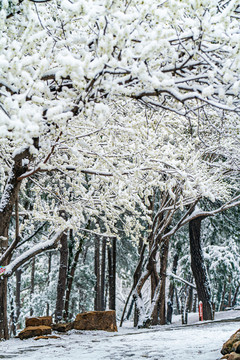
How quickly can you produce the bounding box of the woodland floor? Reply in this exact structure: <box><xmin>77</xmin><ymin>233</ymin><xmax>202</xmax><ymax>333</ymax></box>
<box><xmin>1</xmin><ymin>310</ymin><xmax>240</xmax><ymax>360</ymax></box>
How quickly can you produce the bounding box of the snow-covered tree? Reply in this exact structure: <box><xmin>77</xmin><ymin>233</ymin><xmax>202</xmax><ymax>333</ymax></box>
<box><xmin>0</xmin><ymin>0</ymin><xmax>239</xmax><ymax>338</ymax></box>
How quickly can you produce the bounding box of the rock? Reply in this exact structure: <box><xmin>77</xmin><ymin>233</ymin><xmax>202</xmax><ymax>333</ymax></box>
<box><xmin>26</xmin><ymin>316</ymin><xmax>52</xmax><ymax>327</ymax></box>
<box><xmin>34</xmin><ymin>335</ymin><xmax>60</xmax><ymax>340</ymax></box>
<box><xmin>222</xmin><ymin>329</ymin><xmax>240</xmax><ymax>355</ymax></box>
<box><xmin>18</xmin><ymin>326</ymin><xmax>52</xmax><ymax>340</ymax></box>
<box><xmin>52</xmin><ymin>323</ymin><xmax>73</xmax><ymax>332</ymax></box>
<box><xmin>73</xmin><ymin>310</ymin><xmax>117</xmax><ymax>332</ymax></box>
<box><xmin>227</xmin><ymin>353</ymin><xmax>240</xmax><ymax>360</ymax></box>
<box><xmin>233</xmin><ymin>341</ymin><xmax>240</xmax><ymax>354</ymax></box>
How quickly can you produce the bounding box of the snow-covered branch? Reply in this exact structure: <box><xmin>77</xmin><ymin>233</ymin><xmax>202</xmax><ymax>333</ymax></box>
<box><xmin>3</xmin><ymin>230</ymin><xmax>65</xmax><ymax>278</ymax></box>
<box><xmin>167</xmin><ymin>272</ymin><xmax>196</xmax><ymax>289</ymax></box>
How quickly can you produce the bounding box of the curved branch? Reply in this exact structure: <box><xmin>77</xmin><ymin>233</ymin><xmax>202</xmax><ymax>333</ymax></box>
<box><xmin>3</xmin><ymin>230</ymin><xmax>65</xmax><ymax>277</ymax></box>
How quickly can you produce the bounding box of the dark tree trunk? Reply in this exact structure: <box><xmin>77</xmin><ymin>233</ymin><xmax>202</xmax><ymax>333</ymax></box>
<box><xmin>0</xmin><ymin>148</ymin><xmax>34</xmax><ymax>339</ymax></box>
<box><xmin>64</xmin><ymin>241</ymin><xmax>83</xmax><ymax>320</ymax></box>
<box><xmin>159</xmin><ymin>238</ymin><xmax>169</xmax><ymax>325</ymax></box>
<box><xmin>186</xmin><ymin>283</ymin><xmax>193</xmax><ymax>315</ymax></box>
<box><xmin>15</xmin><ymin>269</ymin><xmax>22</xmax><ymax>327</ymax></box>
<box><xmin>192</xmin><ymin>292</ymin><xmax>197</xmax><ymax>313</ymax></box>
<box><xmin>108</xmin><ymin>238</ymin><xmax>116</xmax><ymax>310</ymax></box>
<box><xmin>228</xmin><ymin>277</ymin><xmax>232</xmax><ymax>308</ymax></box>
<box><xmin>120</xmin><ymin>243</ymin><xmax>146</xmax><ymax>327</ymax></box>
<box><xmin>189</xmin><ymin>218</ymin><xmax>213</xmax><ymax>320</ymax></box>
<box><xmin>30</xmin><ymin>257</ymin><xmax>35</xmax><ymax>316</ymax></box>
<box><xmin>94</xmin><ymin>236</ymin><xmax>101</xmax><ymax>311</ymax></box>
<box><xmin>100</xmin><ymin>238</ymin><xmax>106</xmax><ymax>311</ymax></box>
<box><xmin>9</xmin><ymin>283</ymin><xmax>16</xmax><ymax>336</ymax></box>
<box><xmin>46</xmin><ymin>252</ymin><xmax>52</xmax><ymax>316</ymax></box>
<box><xmin>220</xmin><ymin>282</ymin><xmax>226</xmax><ymax>311</ymax></box>
<box><xmin>232</xmin><ymin>284</ymin><xmax>240</xmax><ymax>307</ymax></box>
<box><xmin>175</xmin><ymin>288</ymin><xmax>180</xmax><ymax>315</ymax></box>
<box><xmin>149</xmin><ymin>255</ymin><xmax>160</xmax><ymax>325</ymax></box>
<box><xmin>167</xmin><ymin>252</ymin><xmax>179</xmax><ymax>323</ymax></box>
<box><xmin>55</xmin><ymin>230</ymin><xmax>68</xmax><ymax>323</ymax></box>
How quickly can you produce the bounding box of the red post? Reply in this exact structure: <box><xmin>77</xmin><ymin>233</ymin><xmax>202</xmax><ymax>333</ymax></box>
<box><xmin>199</xmin><ymin>301</ymin><xmax>203</xmax><ymax>321</ymax></box>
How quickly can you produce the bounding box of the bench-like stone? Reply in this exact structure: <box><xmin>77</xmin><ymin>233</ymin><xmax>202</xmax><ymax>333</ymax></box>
<box><xmin>26</xmin><ymin>316</ymin><xmax>52</xmax><ymax>327</ymax></box>
<box><xmin>73</xmin><ymin>310</ymin><xmax>117</xmax><ymax>332</ymax></box>
<box><xmin>18</xmin><ymin>326</ymin><xmax>52</xmax><ymax>340</ymax></box>
<box><xmin>52</xmin><ymin>322</ymin><xmax>73</xmax><ymax>332</ymax></box>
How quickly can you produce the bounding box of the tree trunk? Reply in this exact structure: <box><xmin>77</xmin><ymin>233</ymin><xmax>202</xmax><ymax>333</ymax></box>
<box><xmin>55</xmin><ymin>230</ymin><xmax>68</xmax><ymax>323</ymax></box>
<box><xmin>108</xmin><ymin>238</ymin><xmax>116</xmax><ymax>310</ymax></box>
<box><xmin>232</xmin><ymin>284</ymin><xmax>240</xmax><ymax>307</ymax></box>
<box><xmin>15</xmin><ymin>269</ymin><xmax>22</xmax><ymax>327</ymax></box>
<box><xmin>189</xmin><ymin>218</ymin><xmax>213</xmax><ymax>320</ymax></box>
<box><xmin>64</xmin><ymin>241</ymin><xmax>83</xmax><ymax>320</ymax></box>
<box><xmin>159</xmin><ymin>238</ymin><xmax>169</xmax><ymax>325</ymax></box>
<box><xmin>94</xmin><ymin>236</ymin><xmax>101</xmax><ymax>311</ymax></box>
<box><xmin>167</xmin><ymin>252</ymin><xmax>179</xmax><ymax>323</ymax></box>
<box><xmin>30</xmin><ymin>257</ymin><xmax>35</xmax><ymax>316</ymax></box>
<box><xmin>120</xmin><ymin>243</ymin><xmax>146</xmax><ymax>327</ymax></box>
<box><xmin>46</xmin><ymin>252</ymin><xmax>52</xmax><ymax>316</ymax></box>
<box><xmin>175</xmin><ymin>288</ymin><xmax>180</xmax><ymax>315</ymax></box>
<box><xmin>186</xmin><ymin>277</ymin><xmax>193</xmax><ymax>315</ymax></box>
<box><xmin>100</xmin><ymin>238</ymin><xmax>106</xmax><ymax>311</ymax></box>
<box><xmin>219</xmin><ymin>282</ymin><xmax>226</xmax><ymax>311</ymax></box>
<box><xmin>228</xmin><ymin>277</ymin><xmax>232</xmax><ymax>308</ymax></box>
<box><xmin>0</xmin><ymin>148</ymin><xmax>33</xmax><ymax>339</ymax></box>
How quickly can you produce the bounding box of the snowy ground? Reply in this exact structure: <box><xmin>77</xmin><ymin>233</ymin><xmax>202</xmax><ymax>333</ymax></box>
<box><xmin>1</xmin><ymin>310</ymin><xmax>240</xmax><ymax>360</ymax></box>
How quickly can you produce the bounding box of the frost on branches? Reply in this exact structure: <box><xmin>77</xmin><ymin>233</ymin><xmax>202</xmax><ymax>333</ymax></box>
<box><xmin>0</xmin><ymin>0</ymin><xmax>239</xmax><ymax>338</ymax></box>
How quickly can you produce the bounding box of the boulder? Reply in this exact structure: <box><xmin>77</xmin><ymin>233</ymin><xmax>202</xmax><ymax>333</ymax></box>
<box><xmin>222</xmin><ymin>329</ymin><xmax>240</xmax><ymax>355</ymax></box>
<box><xmin>34</xmin><ymin>335</ymin><xmax>60</xmax><ymax>340</ymax></box>
<box><xmin>52</xmin><ymin>322</ymin><xmax>73</xmax><ymax>332</ymax></box>
<box><xmin>225</xmin><ymin>353</ymin><xmax>240</xmax><ymax>360</ymax></box>
<box><xmin>18</xmin><ymin>326</ymin><xmax>52</xmax><ymax>340</ymax></box>
<box><xmin>26</xmin><ymin>316</ymin><xmax>52</xmax><ymax>327</ymax></box>
<box><xmin>73</xmin><ymin>310</ymin><xmax>117</xmax><ymax>332</ymax></box>
<box><xmin>233</xmin><ymin>342</ymin><xmax>240</xmax><ymax>354</ymax></box>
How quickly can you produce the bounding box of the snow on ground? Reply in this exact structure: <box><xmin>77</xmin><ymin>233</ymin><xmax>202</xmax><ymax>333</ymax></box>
<box><xmin>1</xmin><ymin>310</ymin><xmax>240</xmax><ymax>360</ymax></box>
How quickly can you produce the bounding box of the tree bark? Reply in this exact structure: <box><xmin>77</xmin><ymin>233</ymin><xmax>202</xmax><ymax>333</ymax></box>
<box><xmin>0</xmin><ymin>148</ymin><xmax>34</xmax><ymax>339</ymax></box>
<box><xmin>55</xmin><ymin>230</ymin><xmax>68</xmax><ymax>323</ymax></box>
<box><xmin>219</xmin><ymin>282</ymin><xmax>226</xmax><ymax>311</ymax></box>
<box><xmin>189</xmin><ymin>218</ymin><xmax>213</xmax><ymax>320</ymax></box>
<box><xmin>232</xmin><ymin>284</ymin><xmax>240</xmax><ymax>307</ymax></box>
<box><xmin>94</xmin><ymin>236</ymin><xmax>101</xmax><ymax>311</ymax></box>
<box><xmin>64</xmin><ymin>241</ymin><xmax>83</xmax><ymax>320</ymax></box>
<box><xmin>100</xmin><ymin>237</ymin><xmax>106</xmax><ymax>311</ymax></box>
<box><xmin>15</xmin><ymin>269</ymin><xmax>22</xmax><ymax>327</ymax></box>
<box><xmin>108</xmin><ymin>238</ymin><xmax>116</xmax><ymax>310</ymax></box>
<box><xmin>167</xmin><ymin>252</ymin><xmax>179</xmax><ymax>323</ymax></box>
<box><xmin>186</xmin><ymin>281</ymin><xmax>193</xmax><ymax>315</ymax></box>
<box><xmin>30</xmin><ymin>257</ymin><xmax>35</xmax><ymax>316</ymax></box>
<box><xmin>150</xmin><ymin>237</ymin><xmax>170</xmax><ymax>325</ymax></box>
<box><xmin>159</xmin><ymin>238</ymin><xmax>169</xmax><ymax>325</ymax></box>
<box><xmin>46</xmin><ymin>252</ymin><xmax>52</xmax><ymax>316</ymax></box>
<box><xmin>120</xmin><ymin>243</ymin><xmax>146</xmax><ymax>327</ymax></box>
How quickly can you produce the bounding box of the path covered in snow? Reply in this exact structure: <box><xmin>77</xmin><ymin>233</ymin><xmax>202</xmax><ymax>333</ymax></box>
<box><xmin>1</xmin><ymin>311</ymin><xmax>240</xmax><ymax>360</ymax></box>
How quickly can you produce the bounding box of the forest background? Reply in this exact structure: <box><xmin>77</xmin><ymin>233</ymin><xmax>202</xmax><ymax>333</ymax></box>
<box><xmin>0</xmin><ymin>0</ymin><xmax>239</xmax><ymax>340</ymax></box>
